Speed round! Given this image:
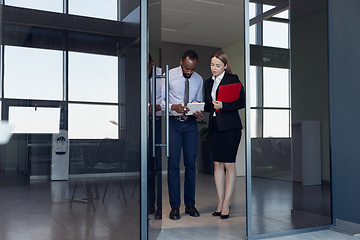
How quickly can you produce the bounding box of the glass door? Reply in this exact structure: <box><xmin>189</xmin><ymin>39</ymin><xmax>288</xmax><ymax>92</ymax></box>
<box><xmin>246</xmin><ymin>0</ymin><xmax>332</xmax><ymax>239</ymax></box>
<box><xmin>0</xmin><ymin>0</ymin><xmax>149</xmax><ymax>239</ymax></box>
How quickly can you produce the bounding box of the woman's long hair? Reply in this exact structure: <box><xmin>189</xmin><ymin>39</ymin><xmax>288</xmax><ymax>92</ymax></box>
<box><xmin>211</xmin><ymin>51</ymin><xmax>233</xmax><ymax>74</ymax></box>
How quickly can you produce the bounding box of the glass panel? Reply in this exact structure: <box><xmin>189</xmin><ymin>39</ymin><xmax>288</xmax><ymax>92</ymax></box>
<box><xmin>5</xmin><ymin>0</ymin><xmax>63</xmax><ymax>13</ymax></box>
<box><xmin>69</xmin><ymin>0</ymin><xmax>117</xmax><ymax>20</ymax></box>
<box><xmin>69</xmin><ymin>52</ymin><xmax>118</xmax><ymax>103</ymax></box>
<box><xmin>68</xmin><ymin>104</ymin><xmax>118</xmax><ymax>139</ymax></box>
<box><xmin>0</xmin><ymin>0</ymin><xmax>143</xmax><ymax>238</ymax></box>
<box><xmin>4</xmin><ymin>46</ymin><xmax>63</xmax><ymax>100</ymax></box>
<box><xmin>9</xmin><ymin>107</ymin><xmax>60</xmax><ymax>133</ymax></box>
<box><xmin>263</xmin><ymin>21</ymin><xmax>289</xmax><ymax>49</ymax></box>
<box><xmin>263</xmin><ymin>67</ymin><xmax>289</xmax><ymax>108</ymax></box>
<box><xmin>249</xmin><ymin>0</ymin><xmax>331</xmax><ymax>238</ymax></box>
<box><xmin>263</xmin><ymin>109</ymin><xmax>289</xmax><ymax>138</ymax></box>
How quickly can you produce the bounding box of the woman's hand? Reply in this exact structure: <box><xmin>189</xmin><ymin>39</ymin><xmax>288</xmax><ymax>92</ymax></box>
<box><xmin>212</xmin><ymin>100</ymin><xmax>223</xmax><ymax>110</ymax></box>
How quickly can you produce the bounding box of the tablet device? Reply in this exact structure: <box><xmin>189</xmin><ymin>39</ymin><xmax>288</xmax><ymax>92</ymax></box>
<box><xmin>186</xmin><ymin>102</ymin><xmax>205</xmax><ymax>115</ymax></box>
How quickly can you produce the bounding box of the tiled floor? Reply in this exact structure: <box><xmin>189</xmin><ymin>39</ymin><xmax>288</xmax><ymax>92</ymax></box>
<box><xmin>264</xmin><ymin>230</ymin><xmax>360</xmax><ymax>240</ymax></box>
<box><xmin>0</xmin><ymin>171</ymin><xmax>350</xmax><ymax>240</ymax></box>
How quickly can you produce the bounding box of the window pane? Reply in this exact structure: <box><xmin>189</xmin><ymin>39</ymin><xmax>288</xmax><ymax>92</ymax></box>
<box><xmin>251</xmin><ymin>109</ymin><xmax>262</xmax><ymax>138</ymax></box>
<box><xmin>9</xmin><ymin>107</ymin><xmax>60</xmax><ymax>133</ymax></box>
<box><xmin>69</xmin><ymin>52</ymin><xmax>118</xmax><ymax>103</ymax></box>
<box><xmin>263</xmin><ymin>109</ymin><xmax>289</xmax><ymax>138</ymax></box>
<box><xmin>6</xmin><ymin>0</ymin><xmax>63</xmax><ymax>13</ymax></box>
<box><xmin>263</xmin><ymin>4</ymin><xmax>274</xmax><ymax>12</ymax></box>
<box><xmin>4</xmin><ymin>46</ymin><xmax>63</xmax><ymax>100</ymax></box>
<box><xmin>69</xmin><ymin>0</ymin><xmax>117</xmax><ymax>20</ymax></box>
<box><xmin>263</xmin><ymin>67</ymin><xmax>289</xmax><ymax>108</ymax></box>
<box><xmin>250</xmin><ymin>24</ymin><xmax>256</xmax><ymax>45</ymax></box>
<box><xmin>263</xmin><ymin>21</ymin><xmax>289</xmax><ymax>49</ymax></box>
<box><xmin>250</xmin><ymin>66</ymin><xmax>258</xmax><ymax>107</ymax></box>
<box><xmin>274</xmin><ymin>9</ymin><xmax>289</xmax><ymax>19</ymax></box>
<box><xmin>249</xmin><ymin>2</ymin><xmax>256</xmax><ymax>19</ymax></box>
<box><xmin>69</xmin><ymin>104</ymin><xmax>118</xmax><ymax>139</ymax></box>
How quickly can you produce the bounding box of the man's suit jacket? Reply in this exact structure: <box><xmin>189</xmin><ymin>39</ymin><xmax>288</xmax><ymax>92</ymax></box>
<box><xmin>204</xmin><ymin>71</ymin><xmax>245</xmax><ymax>133</ymax></box>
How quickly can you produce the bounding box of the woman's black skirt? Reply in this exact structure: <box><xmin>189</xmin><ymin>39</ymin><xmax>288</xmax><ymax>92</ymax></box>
<box><xmin>209</xmin><ymin>117</ymin><xmax>242</xmax><ymax>163</ymax></box>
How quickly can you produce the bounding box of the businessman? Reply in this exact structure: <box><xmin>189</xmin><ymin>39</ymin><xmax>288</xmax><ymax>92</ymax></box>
<box><xmin>162</xmin><ymin>50</ymin><xmax>204</xmax><ymax>220</ymax></box>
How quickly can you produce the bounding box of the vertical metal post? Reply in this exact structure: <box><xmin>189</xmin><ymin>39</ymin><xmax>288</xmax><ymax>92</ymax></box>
<box><xmin>244</xmin><ymin>0</ymin><xmax>253</xmax><ymax>239</ymax></box>
<box><xmin>140</xmin><ymin>0</ymin><xmax>148</xmax><ymax>239</ymax></box>
<box><xmin>152</xmin><ymin>65</ymin><xmax>156</xmax><ymax>157</ymax></box>
<box><xmin>165</xmin><ymin>65</ymin><xmax>169</xmax><ymax>157</ymax></box>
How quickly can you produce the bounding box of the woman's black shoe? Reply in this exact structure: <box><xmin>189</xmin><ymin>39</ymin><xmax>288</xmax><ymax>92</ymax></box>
<box><xmin>212</xmin><ymin>211</ymin><xmax>221</xmax><ymax>216</ymax></box>
<box><xmin>220</xmin><ymin>213</ymin><xmax>230</xmax><ymax>219</ymax></box>
<box><xmin>220</xmin><ymin>205</ymin><xmax>231</xmax><ymax>219</ymax></box>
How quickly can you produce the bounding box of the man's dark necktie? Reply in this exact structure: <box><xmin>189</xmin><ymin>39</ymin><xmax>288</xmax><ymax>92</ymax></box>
<box><xmin>184</xmin><ymin>78</ymin><xmax>189</xmax><ymax>106</ymax></box>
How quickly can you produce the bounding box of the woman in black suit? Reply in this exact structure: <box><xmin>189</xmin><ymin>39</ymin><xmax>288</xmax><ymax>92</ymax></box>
<box><xmin>203</xmin><ymin>51</ymin><xmax>245</xmax><ymax>219</ymax></box>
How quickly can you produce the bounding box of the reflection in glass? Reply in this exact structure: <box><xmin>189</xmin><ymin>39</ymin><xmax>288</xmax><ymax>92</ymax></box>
<box><xmin>4</xmin><ymin>46</ymin><xmax>63</xmax><ymax>100</ymax></box>
<box><xmin>69</xmin><ymin>52</ymin><xmax>118</xmax><ymax>103</ymax></box>
<box><xmin>263</xmin><ymin>67</ymin><xmax>289</xmax><ymax>108</ymax></box>
<box><xmin>69</xmin><ymin>0</ymin><xmax>117</xmax><ymax>20</ymax></box>
<box><xmin>68</xmin><ymin>104</ymin><xmax>118</xmax><ymax>139</ymax></box>
<box><xmin>5</xmin><ymin>0</ymin><xmax>62</xmax><ymax>13</ymax></box>
<box><xmin>9</xmin><ymin>107</ymin><xmax>60</xmax><ymax>133</ymax></box>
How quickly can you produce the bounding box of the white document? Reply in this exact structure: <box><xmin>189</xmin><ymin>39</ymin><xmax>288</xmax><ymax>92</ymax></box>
<box><xmin>186</xmin><ymin>102</ymin><xmax>205</xmax><ymax>115</ymax></box>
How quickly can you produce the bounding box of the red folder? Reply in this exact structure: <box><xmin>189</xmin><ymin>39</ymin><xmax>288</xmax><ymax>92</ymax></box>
<box><xmin>216</xmin><ymin>82</ymin><xmax>242</xmax><ymax>111</ymax></box>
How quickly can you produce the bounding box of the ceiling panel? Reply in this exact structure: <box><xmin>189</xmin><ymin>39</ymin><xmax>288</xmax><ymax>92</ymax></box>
<box><xmin>162</xmin><ymin>0</ymin><xmax>245</xmax><ymax>48</ymax></box>
<box><xmin>164</xmin><ymin>10</ymin><xmax>204</xmax><ymax>23</ymax></box>
<box><xmin>178</xmin><ymin>1</ymin><xmax>223</xmax><ymax>15</ymax></box>
<box><xmin>162</xmin><ymin>0</ymin><xmax>192</xmax><ymax>10</ymax></box>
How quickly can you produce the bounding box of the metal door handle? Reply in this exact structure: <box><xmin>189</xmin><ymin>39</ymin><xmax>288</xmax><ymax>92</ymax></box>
<box><xmin>151</xmin><ymin>65</ymin><xmax>169</xmax><ymax>157</ymax></box>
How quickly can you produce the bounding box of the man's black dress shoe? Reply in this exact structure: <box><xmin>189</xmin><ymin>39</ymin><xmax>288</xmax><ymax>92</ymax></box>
<box><xmin>155</xmin><ymin>207</ymin><xmax>162</xmax><ymax>220</ymax></box>
<box><xmin>185</xmin><ymin>206</ymin><xmax>200</xmax><ymax>217</ymax></box>
<box><xmin>148</xmin><ymin>205</ymin><xmax>155</xmax><ymax>215</ymax></box>
<box><xmin>212</xmin><ymin>211</ymin><xmax>221</xmax><ymax>216</ymax></box>
<box><xmin>169</xmin><ymin>207</ymin><xmax>180</xmax><ymax>220</ymax></box>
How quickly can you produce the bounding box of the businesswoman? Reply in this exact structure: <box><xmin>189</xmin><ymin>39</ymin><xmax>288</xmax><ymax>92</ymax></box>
<box><xmin>203</xmin><ymin>51</ymin><xmax>245</xmax><ymax>219</ymax></box>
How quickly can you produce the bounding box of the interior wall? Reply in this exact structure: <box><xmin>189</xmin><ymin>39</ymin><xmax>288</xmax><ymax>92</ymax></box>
<box><xmin>291</xmin><ymin>10</ymin><xmax>330</xmax><ymax>181</ymax></box>
<box><xmin>222</xmin><ymin>40</ymin><xmax>245</xmax><ymax>123</ymax></box>
<box><xmin>328</xmin><ymin>0</ymin><xmax>360</xmax><ymax>225</ymax></box>
<box><xmin>161</xmin><ymin>41</ymin><xmax>220</xmax><ymax>80</ymax></box>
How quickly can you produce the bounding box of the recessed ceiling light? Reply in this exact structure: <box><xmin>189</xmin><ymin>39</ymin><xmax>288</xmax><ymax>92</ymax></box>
<box><xmin>194</xmin><ymin>0</ymin><xmax>225</xmax><ymax>6</ymax></box>
<box><xmin>162</xmin><ymin>28</ymin><xmax>178</xmax><ymax>32</ymax></box>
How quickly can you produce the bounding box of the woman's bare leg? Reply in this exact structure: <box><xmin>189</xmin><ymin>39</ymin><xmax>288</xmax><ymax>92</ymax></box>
<box><xmin>221</xmin><ymin>162</ymin><xmax>237</xmax><ymax>215</ymax></box>
<box><xmin>214</xmin><ymin>161</ymin><xmax>225</xmax><ymax>212</ymax></box>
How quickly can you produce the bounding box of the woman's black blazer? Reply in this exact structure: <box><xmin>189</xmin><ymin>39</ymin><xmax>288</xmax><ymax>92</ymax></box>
<box><xmin>203</xmin><ymin>72</ymin><xmax>245</xmax><ymax>133</ymax></box>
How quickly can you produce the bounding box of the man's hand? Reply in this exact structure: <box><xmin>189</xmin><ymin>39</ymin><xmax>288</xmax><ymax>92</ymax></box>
<box><xmin>193</xmin><ymin>110</ymin><xmax>205</xmax><ymax>119</ymax></box>
<box><xmin>148</xmin><ymin>104</ymin><xmax>162</xmax><ymax>114</ymax></box>
<box><xmin>171</xmin><ymin>104</ymin><xmax>189</xmax><ymax>114</ymax></box>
